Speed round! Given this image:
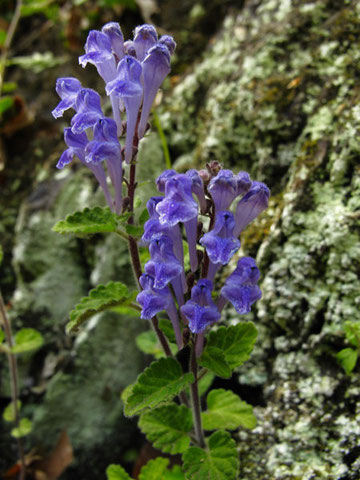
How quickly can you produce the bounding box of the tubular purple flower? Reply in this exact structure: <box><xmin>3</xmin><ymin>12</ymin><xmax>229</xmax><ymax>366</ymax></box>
<box><xmin>200</xmin><ymin>211</ymin><xmax>240</xmax><ymax>280</ymax></box>
<box><xmin>236</xmin><ymin>171</ymin><xmax>252</xmax><ymax>196</ymax></box>
<box><xmin>79</xmin><ymin>30</ymin><xmax>116</xmax><ymax>82</ymax></box>
<box><xmin>186</xmin><ymin>169</ymin><xmax>207</xmax><ymax>214</ymax></box>
<box><xmin>124</xmin><ymin>40</ymin><xmax>136</xmax><ymax>57</ymax></box>
<box><xmin>181</xmin><ymin>279</ymin><xmax>221</xmax><ymax>335</ymax></box>
<box><xmin>158</xmin><ymin>35</ymin><xmax>176</xmax><ymax>55</ymax></box>
<box><xmin>137</xmin><ymin>274</ymin><xmax>182</xmax><ymax>349</ymax></box>
<box><xmin>234</xmin><ymin>181</ymin><xmax>270</xmax><ymax>236</ymax></box>
<box><xmin>208</xmin><ymin>169</ymin><xmax>239</xmax><ymax>212</ymax></box>
<box><xmin>71</xmin><ymin>88</ymin><xmax>104</xmax><ymax>134</ymax></box>
<box><xmin>102</xmin><ymin>22</ymin><xmax>125</xmax><ymax>60</ymax></box>
<box><xmin>52</xmin><ymin>77</ymin><xmax>82</xmax><ymax>118</ymax></box>
<box><xmin>106</xmin><ymin>56</ymin><xmax>143</xmax><ymax>164</ymax></box>
<box><xmin>133</xmin><ymin>24</ymin><xmax>158</xmax><ymax>62</ymax></box>
<box><xmin>218</xmin><ymin>257</ymin><xmax>261</xmax><ymax>314</ymax></box>
<box><xmin>85</xmin><ymin>118</ymin><xmax>122</xmax><ymax>214</ymax></box>
<box><xmin>156</xmin><ymin>169</ymin><xmax>177</xmax><ymax>193</ymax></box>
<box><xmin>137</xmin><ymin>44</ymin><xmax>171</xmax><ymax>139</ymax></box>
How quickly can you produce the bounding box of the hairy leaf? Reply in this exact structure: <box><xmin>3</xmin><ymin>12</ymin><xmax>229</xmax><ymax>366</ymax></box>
<box><xmin>106</xmin><ymin>464</ymin><xmax>132</xmax><ymax>480</ymax></box>
<box><xmin>199</xmin><ymin>347</ymin><xmax>232</xmax><ymax>379</ymax></box>
<box><xmin>11</xmin><ymin>418</ymin><xmax>32</xmax><ymax>438</ymax></box>
<box><xmin>202</xmin><ymin>389</ymin><xmax>257</xmax><ymax>430</ymax></box>
<box><xmin>337</xmin><ymin>348</ymin><xmax>358</xmax><ymax>375</ymax></box>
<box><xmin>12</xmin><ymin>328</ymin><xmax>44</xmax><ymax>354</ymax></box>
<box><xmin>124</xmin><ymin>358</ymin><xmax>194</xmax><ymax>417</ymax></box>
<box><xmin>53</xmin><ymin>206</ymin><xmax>118</xmax><ymax>235</ymax></box>
<box><xmin>206</xmin><ymin>322</ymin><xmax>257</xmax><ymax>369</ymax></box>
<box><xmin>67</xmin><ymin>282</ymin><xmax>132</xmax><ymax>333</ymax></box>
<box><xmin>139</xmin><ymin>404</ymin><xmax>193</xmax><ymax>454</ymax></box>
<box><xmin>182</xmin><ymin>430</ymin><xmax>239</xmax><ymax>480</ymax></box>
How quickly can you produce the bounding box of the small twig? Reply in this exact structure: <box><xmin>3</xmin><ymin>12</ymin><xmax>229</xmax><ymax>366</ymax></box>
<box><xmin>0</xmin><ymin>291</ymin><xmax>26</xmax><ymax>480</ymax></box>
<box><xmin>0</xmin><ymin>0</ymin><xmax>23</xmax><ymax>96</ymax></box>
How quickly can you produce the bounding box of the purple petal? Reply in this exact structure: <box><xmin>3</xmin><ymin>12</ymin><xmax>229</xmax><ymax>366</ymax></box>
<box><xmin>158</xmin><ymin>35</ymin><xmax>176</xmax><ymax>55</ymax></box>
<box><xmin>102</xmin><ymin>22</ymin><xmax>125</xmax><ymax>60</ymax></box>
<box><xmin>133</xmin><ymin>24</ymin><xmax>158</xmax><ymax>61</ymax></box>
<box><xmin>234</xmin><ymin>181</ymin><xmax>270</xmax><ymax>235</ymax></box>
<box><xmin>85</xmin><ymin>141</ymin><xmax>120</xmax><ymax>164</ymax></box>
<box><xmin>55</xmin><ymin>77</ymin><xmax>82</xmax><ymax>100</ymax></box>
<box><xmin>93</xmin><ymin>117</ymin><xmax>119</xmax><ymax>143</ymax></box>
<box><xmin>156</xmin><ymin>169</ymin><xmax>177</xmax><ymax>192</ymax></box>
<box><xmin>124</xmin><ymin>40</ymin><xmax>136</xmax><ymax>57</ymax></box>
<box><xmin>71</xmin><ymin>111</ymin><xmax>103</xmax><ymax>133</ymax></box>
<box><xmin>75</xmin><ymin>88</ymin><xmax>103</xmax><ymax>114</ymax></box>
<box><xmin>64</xmin><ymin>127</ymin><xmax>88</xmax><ymax>150</ymax></box>
<box><xmin>56</xmin><ymin>149</ymin><xmax>74</xmax><ymax>169</ymax></box>
<box><xmin>52</xmin><ymin>98</ymin><xmax>74</xmax><ymax>119</ymax></box>
<box><xmin>181</xmin><ymin>302</ymin><xmax>220</xmax><ymax>334</ymax></box>
<box><xmin>208</xmin><ymin>169</ymin><xmax>238</xmax><ymax>212</ymax></box>
<box><xmin>236</xmin><ymin>171</ymin><xmax>252</xmax><ymax>196</ymax></box>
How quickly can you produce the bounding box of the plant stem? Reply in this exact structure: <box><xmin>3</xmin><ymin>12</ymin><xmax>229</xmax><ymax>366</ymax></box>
<box><xmin>0</xmin><ymin>0</ymin><xmax>23</xmax><ymax>96</ymax></box>
<box><xmin>126</xmin><ymin>160</ymin><xmax>172</xmax><ymax>358</ymax></box>
<box><xmin>152</xmin><ymin>109</ymin><xmax>172</xmax><ymax>169</ymax></box>
<box><xmin>0</xmin><ymin>292</ymin><xmax>26</xmax><ymax>480</ymax></box>
<box><xmin>189</xmin><ymin>338</ymin><xmax>205</xmax><ymax>448</ymax></box>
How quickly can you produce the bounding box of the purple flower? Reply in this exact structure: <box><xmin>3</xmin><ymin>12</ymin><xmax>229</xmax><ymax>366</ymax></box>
<box><xmin>124</xmin><ymin>40</ymin><xmax>136</xmax><ymax>57</ymax></box>
<box><xmin>208</xmin><ymin>169</ymin><xmax>251</xmax><ymax>212</ymax></box>
<box><xmin>186</xmin><ymin>169</ymin><xmax>207</xmax><ymax>214</ymax></box>
<box><xmin>52</xmin><ymin>77</ymin><xmax>82</xmax><ymax>118</ymax></box>
<box><xmin>137</xmin><ymin>274</ymin><xmax>182</xmax><ymax>349</ymax></box>
<box><xmin>137</xmin><ymin>43</ymin><xmax>171</xmax><ymax>138</ymax></box>
<box><xmin>181</xmin><ymin>280</ymin><xmax>221</xmax><ymax>334</ymax></box>
<box><xmin>106</xmin><ymin>56</ymin><xmax>143</xmax><ymax>164</ymax></box>
<box><xmin>71</xmin><ymin>88</ymin><xmax>104</xmax><ymax>134</ymax></box>
<box><xmin>156</xmin><ymin>169</ymin><xmax>177</xmax><ymax>193</ymax></box>
<box><xmin>234</xmin><ymin>181</ymin><xmax>270</xmax><ymax>236</ymax></box>
<box><xmin>200</xmin><ymin>211</ymin><xmax>240</xmax><ymax>265</ymax></box>
<box><xmin>85</xmin><ymin>118</ymin><xmax>123</xmax><ymax>214</ymax></box>
<box><xmin>158</xmin><ymin>35</ymin><xmax>177</xmax><ymax>55</ymax></box>
<box><xmin>144</xmin><ymin>235</ymin><xmax>183</xmax><ymax>290</ymax></box>
<box><xmin>102</xmin><ymin>22</ymin><xmax>125</xmax><ymax>61</ymax></box>
<box><xmin>219</xmin><ymin>257</ymin><xmax>262</xmax><ymax>314</ymax></box>
<box><xmin>133</xmin><ymin>24</ymin><xmax>158</xmax><ymax>62</ymax></box>
<box><xmin>79</xmin><ymin>30</ymin><xmax>116</xmax><ymax>82</ymax></box>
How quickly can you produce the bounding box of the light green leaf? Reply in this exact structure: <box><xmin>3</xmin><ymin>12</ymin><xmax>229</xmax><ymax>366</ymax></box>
<box><xmin>125</xmin><ymin>224</ymin><xmax>144</xmax><ymax>237</ymax></box>
<box><xmin>139</xmin><ymin>208</ymin><xmax>150</xmax><ymax>226</ymax></box>
<box><xmin>182</xmin><ymin>430</ymin><xmax>239</xmax><ymax>480</ymax></box>
<box><xmin>337</xmin><ymin>348</ymin><xmax>358</xmax><ymax>375</ymax></box>
<box><xmin>0</xmin><ymin>30</ymin><xmax>6</xmax><ymax>47</ymax></box>
<box><xmin>106</xmin><ymin>464</ymin><xmax>133</xmax><ymax>480</ymax></box>
<box><xmin>0</xmin><ymin>329</ymin><xmax>4</xmax><ymax>344</ymax></box>
<box><xmin>198</xmin><ymin>372</ymin><xmax>215</xmax><ymax>397</ymax></box>
<box><xmin>67</xmin><ymin>282</ymin><xmax>132</xmax><ymax>333</ymax></box>
<box><xmin>12</xmin><ymin>328</ymin><xmax>44</xmax><ymax>354</ymax></box>
<box><xmin>11</xmin><ymin>418</ymin><xmax>32</xmax><ymax>438</ymax></box>
<box><xmin>344</xmin><ymin>321</ymin><xmax>360</xmax><ymax>348</ymax></box>
<box><xmin>2</xmin><ymin>82</ymin><xmax>17</xmax><ymax>94</ymax></box>
<box><xmin>199</xmin><ymin>347</ymin><xmax>232</xmax><ymax>379</ymax></box>
<box><xmin>163</xmin><ymin>465</ymin><xmax>185</xmax><ymax>480</ymax></box>
<box><xmin>139</xmin><ymin>404</ymin><xmax>193</xmax><ymax>454</ymax></box>
<box><xmin>8</xmin><ymin>52</ymin><xmax>64</xmax><ymax>73</ymax></box>
<box><xmin>124</xmin><ymin>357</ymin><xmax>194</xmax><ymax>417</ymax></box>
<box><xmin>159</xmin><ymin>318</ymin><xmax>176</xmax><ymax>344</ymax></box>
<box><xmin>3</xmin><ymin>401</ymin><xmax>21</xmax><ymax>422</ymax></box>
<box><xmin>139</xmin><ymin>458</ymin><xmax>170</xmax><ymax>480</ymax></box>
<box><xmin>121</xmin><ymin>384</ymin><xmax>134</xmax><ymax>404</ymax></box>
<box><xmin>0</xmin><ymin>96</ymin><xmax>14</xmax><ymax>115</ymax></box>
<box><xmin>202</xmin><ymin>389</ymin><xmax>257</xmax><ymax>430</ymax></box>
<box><xmin>206</xmin><ymin>322</ymin><xmax>258</xmax><ymax>369</ymax></box>
<box><xmin>136</xmin><ymin>331</ymin><xmax>165</xmax><ymax>359</ymax></box>
<box><xmin>53</xmin><ymin>206</ymin><xmax>118</xmax><ymax>235</ymax></box>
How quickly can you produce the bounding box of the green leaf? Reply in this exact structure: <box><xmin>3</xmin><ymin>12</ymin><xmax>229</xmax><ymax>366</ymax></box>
<box><xmin>139</xmin><ymin>208</ymin><xmax>150</xmax><ymax>226</ymax></box>
<box><xmin>159</xmin><ymin>318</ymin><xmax>176</xmax><ymax>344</ymax></box>
<box><xmin>182</xmin><ymin>430</ymin><xmax>239</xmax><ymax>480</ymax></box>
<box><xmin>139</xmin><ymin>458</ymin><xmax>170</xmax><ymax>480</ymax></box>
<box><xmin>206</xmin><ymin>322</ymin><xmax>258</xmax><ymax>370</ymax></box>
<box><xmin>337</xmin><ymin>348</ymin><xmax>358</xmax><ymax>375</ymax></box>
<box><xmin>8</xmin><ymin>52</ymin><xmax>64</xmax><ymax>73</ymax></box>
<box><xmin>0</xmin><ymin>329</ymin><xmax>4</xmax><ymax>344</ymax></box>
<box><xmin>202</xmin><ymin>389</ymin><xmax>256</xmax><ymax>431</ymax></box>
<box><xmin>3</xmin><ymin>401</ymin><xmax>21</xmax><ymax>422</ymax></box>
<box><xmin>198</xmin><ymin>372</ymin><xmax>215</xmax><ymax>397</ymax></box>
<box><xmin>199</xmin><ymin>347</ymin><xmax>232</xmax><ymax>379</ymax></box>
<box><xmin>344</xmin><ymin>321</ymin><xmax>360</xmax><ymax>348</ymax></box>
<box><xmin>106</xmin><ymin>464</ymin><xmax>133</xmax><ymax>480</ymax></box>
<box><xmin>163</xmin><ymin>466</ymin><xmax>185</xmax><ymax>480</ymax></box>
<box><xmin>0</xmin><ymin>96</ymin><xmax>14</xmax><ymax>115</ymax></box>
<box><xmin>124</xmin><ymin>357</ymin><xmax>194</xmax><ymax>417</ymax></box>
<box><xmin>139</xmin><ymin>404</ymin><xmax>193</xmax><ymax>454</ymax></box>
<box><xmin>0</xmin><ymin>30</ymin><xmax>6</xmax><ymax>47</ymax></box>
<box><xmin>53</xmin><ymin>206</ymin><xmax>118</xmax><ymax>235</ymax></box>
<box><xmin>125</xmin><ymin>224</ymin><xmax>144</xmax><ymax>237</ymax></box>
<box><xmin>136</xmin><ymin>331</ymin><xmax>165</xmax><ymax>359</ymax></box>
<box><xmin>67</xmin><ymin>282</ymin><xmax>132</xmax><ymax>333</ymax></box>
<box><xmin>11</xmin><ymin>418</ymin><xmax>32</xmax><ymax>438</ymax></box>
<box><xmin>11</xmin><ymin>328</ymin><xmax>44</xmax><ymax>354</ymax></box>
<box><xmin>2</xmin><ymin>82</ymin><xmax>17</xmax><ymax>94</ymax></box>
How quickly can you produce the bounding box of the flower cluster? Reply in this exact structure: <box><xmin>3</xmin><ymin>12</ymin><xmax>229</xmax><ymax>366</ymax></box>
<box><xmin>52</xmin><ymin>23</ymin><xmax>175</xmax><ymax>214</ymax></box>
<box><xmin>137</xmin><ymin>164</ymin><xmax>270</xmax><ymax>352</ymax></box>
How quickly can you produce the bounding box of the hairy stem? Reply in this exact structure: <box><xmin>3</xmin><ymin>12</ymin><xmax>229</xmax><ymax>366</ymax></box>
<box><xmin>0</xmin><ymin>0</ymin><xmax>23</xmax><ymax>96</ymax></box>
<box><xmin>189</xmin><ymin>338</ymin><xmax>205</xmax><ymax>448</ymax></box>
<box><xmin>0</xmin><ymin>292</ymin><xmax>26</xmax><ymax>480</ymax></box>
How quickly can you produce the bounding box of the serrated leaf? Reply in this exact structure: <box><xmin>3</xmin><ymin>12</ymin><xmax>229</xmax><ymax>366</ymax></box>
<box><xmin>139</xmin><ymin>404</ymin><xmax>193</xmax><ymax>454</ymax></box>
<box><xmin>139</xmin><ymin>458</ymin><xmax>170</xmax><ymax>480</ymax></box>
<box><xmin>163</xmin><ymin>466</ymin><xmax>185</xmax><ymax>480</ymax></box>
<box><xmin>53</xmin><ymin>206</ymin><xmax>118</xmax><ymax>235</ymax></box>
<box><xmin>337</xmin><ymin>348</ymin><xmax>358</xmax><ymax>375</ymax></box>
<box><xmin>136</xmin><ymin>331</ymin><xmax>165</xmax><ymax>359</ymax></box>
<box><xmin>3</xmin><ymin>401</ymin><xmax>21</xmax><ymax>422</ymax></box>
<box><xmin>67</xmin><ymin>282</ymin><xmax>131</xmax><ymax>333</ymax></box>
<box><xmin>11</xmin><ymin>328</ymin><xmax>43</xmax><ymax>354</ymax></box>
<box><xmin>106</xmin><ymin>464</ymin><xmax>133</xmax><ymax>480</ymax></box>
<box><xmin>182</xmin><ymin>430</ymin><xmax>239</xmax><ymax>480</ymax></box>
<box><xmin>344</xmin><ymin>321</ymin><xmax>360</xmax><ymax>348</ymax></box>
<box><xmin>199</xmin><ymin>347</ymin><xmax>232</xmax><ymax>379</ymax></box>
<box><xmin>202</xmin><ymin>389</ymin><xmax>256</xmax><ymax>431</ymax></box>
<box><xmin>11</xmin><ymin>418</ymin><xmax>32</xmax><ymax>438</ymax></box>
<box><xmin>124</xmin><ymin>357</ymin><xmax>194</xmax><ymax>417</ymax></box>
<box><xmin>206</xmin><ymin>322</ymin><xmax>258</xmax><ymax>370</ymax></box>
<box><xmin>125</xmin><ymin>224</ymin><xmax>144</xmax><ymax>237</ymax></box>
